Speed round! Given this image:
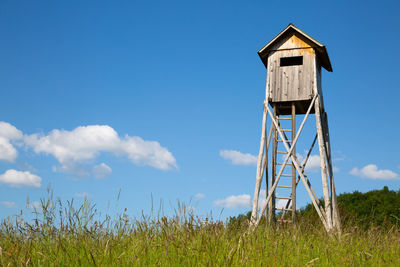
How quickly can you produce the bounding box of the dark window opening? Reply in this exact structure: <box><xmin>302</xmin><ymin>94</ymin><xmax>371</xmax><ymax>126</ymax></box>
<box><xmin>280</xmin><ymin>56</ymin><xmax>303</xmax><ymax>67</ymax></box>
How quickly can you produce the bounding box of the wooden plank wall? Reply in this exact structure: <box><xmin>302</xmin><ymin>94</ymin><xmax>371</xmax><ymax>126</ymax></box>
<box><xmin>267</xmin><ymin>34</ymin><xmax>317</xmax><ymax>103</ymax></box>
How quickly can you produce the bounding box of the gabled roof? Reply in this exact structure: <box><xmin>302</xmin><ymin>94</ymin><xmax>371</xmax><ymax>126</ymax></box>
<box><xmin>258</xmin><ymin>24</ymin><xmax>333</xmax><ymax>72</ymax></box>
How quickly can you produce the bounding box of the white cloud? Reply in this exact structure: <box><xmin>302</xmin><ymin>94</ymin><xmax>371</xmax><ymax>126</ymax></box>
<box><xmin>0</xmin><ymin>169</ymin><xmax>41</xmax><ymax>188</ymax></box>
<box><xmin>26</xmin><ymin>201</ymin><xmax>41</xmax><ymax>210</ymax></box>
<box><xmin>215</xmin><ymin>190</ymin><xmax>292</xmax><ymax>211</ymax></box>
<box><xmin>276</xmin><ymin>199</ymin><xmax>289</xmax><ymax>209</ymax></box>
<box><xmin>0</xmin><ymin>122</ymin><xmax>23</xmax><ymax>162</ymax></box>
<box><xmin>296</xmin><ymin>153</ymin><xmax>339</xmax><ymax>173</ymax></box>
<box><xmin>304</xmin><ymin>155</ymin><xmax>321</xmax><ymax>172</ymax></box>
<box><xmin>0</xmin><ymin>201</ymin><xmax>17</xmax><ymax>209</ymax></box>
<box><xmin>220</xmin><ymin>150</ymin><xmax>257</xmax><ymax>166</ymax></box>
<box><xmin>24</xmin><ymin>125</ymin><xmax>177</xmax><ymax>171</ymax></box>
<box><xmin>214</xmin><ymin>194</ymin><xmax>251</xmax><ymax>209</ymax></box>
<box><xmin>74</xmin><ymin>192</ymin><xmax>89</xmax><ymax>198</ymax></box>
<box><xmin>92</xmin><ymin>163</ymin><xmax>112</xmax><ymax>179</ymax></box>
<box><xmin>194</xmin><ymin>193</ymin><xmax>205</xmax><ymax>200</ymax></box>
<box><xmin>0</xmin><ymin>137</ymin><xmax>19</xmax><ymax>162</ymax></box>
<box><xmin>350</xmin><ymin>164</ymin><xmax>399</xmax><ymax>180</ymax></box>
<box><xmin>295</xmin><ymin>153</ymin><xmax>320</xmax><ymax>172</ymax></box>
<box><xmin>0</xmin><ymin>122</ymin><xmax>23</xmax><ymax>140</ymax></box>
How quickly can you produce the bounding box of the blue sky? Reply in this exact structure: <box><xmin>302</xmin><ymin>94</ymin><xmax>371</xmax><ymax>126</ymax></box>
<box><xmin>0</xmin><ymin>0</ymin><xmax>399</xmax><ymax>220</ymax></box>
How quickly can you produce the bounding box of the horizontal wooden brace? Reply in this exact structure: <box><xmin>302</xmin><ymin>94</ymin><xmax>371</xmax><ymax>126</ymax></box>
<box><xmin>276</xmin><ymin>196</ymin><xmax>291</xmax><ymax>200</ymax></box>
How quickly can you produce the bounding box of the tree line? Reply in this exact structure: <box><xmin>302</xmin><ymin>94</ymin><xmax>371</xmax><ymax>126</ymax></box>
<box><xmin>228</xmin><ymin>186</ymin><xmax>400</xmax><ymax>230</ymax></box>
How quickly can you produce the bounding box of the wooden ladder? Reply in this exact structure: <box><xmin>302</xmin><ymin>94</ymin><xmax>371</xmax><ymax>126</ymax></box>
<box><xmin>269</xmin><ymin>104</ymin><xmax>296</xmax><ymax>224</ymax></box>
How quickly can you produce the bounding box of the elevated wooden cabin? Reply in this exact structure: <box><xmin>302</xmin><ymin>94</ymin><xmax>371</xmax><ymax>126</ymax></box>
<box><xmin>258</xmin><ymin>24</ymin><xmax>332</xmax><ymax>115</ymax></box>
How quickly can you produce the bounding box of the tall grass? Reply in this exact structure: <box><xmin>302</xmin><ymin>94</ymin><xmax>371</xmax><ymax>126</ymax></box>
<box><xmin>0</xmin><ymin>194</ymin><xmax>399</xmax><ymax>266</ymax></box>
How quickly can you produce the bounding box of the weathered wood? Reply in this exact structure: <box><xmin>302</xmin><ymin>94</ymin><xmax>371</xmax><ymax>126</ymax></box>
<box><xmin>265</xmin><ymin>121</ymin><xmax>269</xmax><ymax>220</ymax></box>
<box><xmin>322</xmin><ymin>112</ymin><xmax>341</xmax><ymax>232</ymax></box>
<box><xmin>250</xmin><ymin>108</ymin><xmax>267</xmax><ymax>224</ymax></box>
<box><xmin>290</xmin><ymin>149</ymin><xmax>329</xmax><ymax>230</ymax></box>
<box><xmin>291</xmin><ymin>102</ymin><xmax>296</xmax><ymax>223</ymax></box>
<box><xmin>258</xmin><ymin>24</ymin><xmax>333</xmax><ymax>72</ymax></box>
<box><xmin>268</xmin><ymin>47</ymin><xmax>315</xmax><ymax>103</ymax></box>
<box><xmin>315</xmin><ymin>95</ymin><xmax>333</xmax><ymax>231</ymax></box>
<box><xmin>260</xmin><ymin>123</ymin><xmax>273</xmax><ymax>184</ymax></box>
<box><xmin>279</xmin><ymin>134</ymin><xmax>327</xmax><ymax>222</ymax></box>
<box><xmin>252</xmin><ymin>24</ymin><xmax>339</xmax><ymax>234</ymax></box>
<box><xmin>269</xmin><ymin>105</ymin><xmax>277</xmax><ymax>223</ymax></box>
<box><xmin>255</xmin><ymin>95</ymin><xmax>316</xmax><ymax>225</ymax></box>
<box><xmin>256</xmin><ymin>97</ymin><xmax>329</xmax><ymax>230</ymax></box>
<box><xmin>272</xmin><ymin>122</ymin><xmax>329</xmax><ymax>230</ymax></box>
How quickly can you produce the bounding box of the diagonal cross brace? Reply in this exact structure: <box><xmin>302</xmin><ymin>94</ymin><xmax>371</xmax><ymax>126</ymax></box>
<box><xmin>253</xmin><ymin>94</ymin><xmax>316</xmax><ymax>223</ymax></box>
<box><xmin>262</xmin><ymin>100</ymin><xmax>329</xmax><ymax>230</ymax></box>
<box><xmin>253</xmin><ymin>94</ymin><xmax>329</xmax><ymax>230</ymax></box>
<box><xmin>279</xmin><ymin>134</ymin><xmax>327</xmax><ymax>221</ymax></box>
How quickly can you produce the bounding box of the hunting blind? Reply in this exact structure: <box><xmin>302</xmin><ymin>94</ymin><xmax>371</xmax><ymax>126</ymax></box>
<box><xmin>250</xmin><ymin>24</ymin><xmax>340</xmax><ymax>233</ymax></box>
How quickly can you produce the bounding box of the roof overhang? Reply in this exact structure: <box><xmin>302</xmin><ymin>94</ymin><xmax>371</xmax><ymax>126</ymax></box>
<box><xmin>258</xmin><ymin>24</ymin><xmax>333</xmax><ymax>72</ymax></box>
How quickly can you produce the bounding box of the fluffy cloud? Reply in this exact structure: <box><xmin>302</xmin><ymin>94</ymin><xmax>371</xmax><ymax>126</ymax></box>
<box><xmin>296</xmin><ymin>153</ymin><xmax>339</xmax><ymax>173</ymax></box>
<box><xmin>350</xmin><ymin>164</ymin><xmax>399</xmax><ymax>180</ymax></box>
<box><xmin>295</xmin><ymin>153</ymin><xmax>320</xmax><ymax>172</ymax></box>
<box><xmin>0</xmin><ymin>169</ymin><xmax>41</xmax><ymax>188</ymax></box>
<box><xmin>0</xmin><ymin>122</ymin><xmax>23</xmax><ymax>162</ymax></box>
<box><xmin>214</xmin><ymin>194</ymin><xmax>251</xmax><ymax>209</ymax></box>
<box><xmin>194</xmin><ymin>193</ymin><xmax>205</xmax><ymax>200</ymax></box>
<box><xmin>24</xmin><ymin>125</ymin><xmax>177</xmax><ymax>171</ymax></box>
<box><xmin>304</xmin><ymin>155</ymin><xmax>322</xmax><ymax>172</ymax></box>
<box><xmin>0</xmin><ymin>201</ymin><xmax>17</xmax><ymax>208</ymax></box>
<box><xmin>93</xmin><ymin>163</ymin><xmax>112</xmax><ymax>179</ymax></box>
<box><xmin>220</xmin><ymin>150</ymin><xmax>257</xmax><ymax>166</ymax></box>
<box><xmin>215</xmin><ymin>190</ymin><xmax>292</xmax><ymax>210</ymax></box>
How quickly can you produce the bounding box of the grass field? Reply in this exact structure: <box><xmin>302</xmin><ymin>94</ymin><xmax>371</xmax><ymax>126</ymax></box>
<box><xmin>0</xmin><ymin>196</ymin><xmax>399</xmax><ymax>266</ymax></box>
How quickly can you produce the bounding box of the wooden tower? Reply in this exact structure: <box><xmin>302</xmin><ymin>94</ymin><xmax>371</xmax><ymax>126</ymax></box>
<box><xmin>250</xmin><ymin>24</ymin><xmax>340</xmax><ymax>233</ymax></box>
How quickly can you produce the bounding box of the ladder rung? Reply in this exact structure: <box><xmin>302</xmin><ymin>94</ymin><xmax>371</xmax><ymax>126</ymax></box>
<box><xmin>282</xmin><ymin>129</ymin><xmax>292</xmax><ymax>132</ymax></box>
<box><xmin>276</xmin><ymin>208</ymin><xmax>292</xmax><ymax>211</ymax></box>
<box><xmin>277</xmin><ymin>163</ymin><xmax>291</xmax><ymax>165</ymax></box>
<box><xmin>277</xmin><ymin>185</ymin><xmax>292</xmax><ymax>188</ymax></box>
<box><xmin>276</xmin><ymin>196</ymin><xmax>291</xmax><ymax>200</ymax></box>
<box><xmin>278</xmin><ymin>140</ymin><xmax>292</xmax><ymax>142</ymax></box>
<box><xmin>277</xmin><ymin>174</ymin><xmax>292</xmax><ymax>177</ymax></box>
<box><xmin>278</xmin><ymin>118</ymin><xmax>292</xmax><ymax>120</ymax></box>
<box><xmin>277</xmin><ymin>151</ymin><xmax>288</xmax><ymax>154</ymax></box>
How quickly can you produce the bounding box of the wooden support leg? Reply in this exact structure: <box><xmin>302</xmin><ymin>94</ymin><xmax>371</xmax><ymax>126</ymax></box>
<box><xmin>255</xmin><ymin>95</ymin><xmax>321</xmax><ymax>227</ymax></box>
<box><xmin>315</xmin><ymin>95</ymin><xmax>333</xmax><ymax>231</ymax></box>
<box><xmin>291</xmin><ymin>103</ymin><xmax>296</xmax><ymax>223</ymax></box>
<box><xmin>250</xmin><ymin>107</ymin><xmax>267</xmax><ymax>225</ymax></box>
<box><xmin>262</xmin><ymin>102</ymin><xmax>329</xmax><ymax>230</ymax></box>
<box><xmin>265</xmin><ymin>121</ymin><xmax>269</xmax><ymax>221</ymax></box>
<box><xmin>269</xmin><ymin>105</ymin><xmax>277</xmax><ymax>223</ymax></box>
<box><xmin>322</xmin><ymin>112</ymin><xmax>341</xmax><ymax>233</ymax></box>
